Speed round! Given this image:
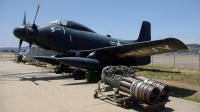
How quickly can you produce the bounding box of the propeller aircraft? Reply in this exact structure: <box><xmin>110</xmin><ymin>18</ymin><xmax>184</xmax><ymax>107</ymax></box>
<box><xmin>13</xmin><ymin>3</ymin><xmax>188</xmax><ymax>79</ymax></box>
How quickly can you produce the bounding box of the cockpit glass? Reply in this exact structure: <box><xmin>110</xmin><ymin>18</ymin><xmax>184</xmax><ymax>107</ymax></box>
<box><xmin>51</xmin><ymin>19</ymin><xmax>68</xmax><ymax>26</ymax></box>
<box><xmin>51</xmin><ymin>20</ymin><xmax>60</xmax><ymax>24</ymax></box>
<box><xmin>60</xmin><ymin>20</ymin><xmax>68</xmax><ymax>26</ymax></box>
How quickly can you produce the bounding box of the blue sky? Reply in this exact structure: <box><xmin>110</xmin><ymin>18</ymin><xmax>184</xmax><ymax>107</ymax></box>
<box><xmin>0</xmin><ymin>0</ymin><xmax>200</xmax><ymax>47</ymax></box>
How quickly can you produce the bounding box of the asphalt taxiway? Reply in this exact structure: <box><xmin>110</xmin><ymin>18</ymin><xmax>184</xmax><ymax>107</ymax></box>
<box><xmin>0</xmin><ymin>61</ymin><xmax>200</xmax><ymax>112</ymax></box>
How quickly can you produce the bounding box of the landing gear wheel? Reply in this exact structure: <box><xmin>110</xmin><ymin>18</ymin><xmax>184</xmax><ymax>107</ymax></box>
<box><xmin>54</xmin><ymin>66</ymin><xmax>63</xmax><ymax>74</ymax></box>
<box><xmin>73</xmin><ymin>69</ymin><xmax>85</xmax><ymax>80</ymax></box>
<box><xmin>121</xmin><ymin>101</ymin><xmax>128</xmax><ymax>108</ymax></box>
<box><xmin>93</xmin><ymin>92</ymin><xmax>98</xmax><ymax>98</ymax></box>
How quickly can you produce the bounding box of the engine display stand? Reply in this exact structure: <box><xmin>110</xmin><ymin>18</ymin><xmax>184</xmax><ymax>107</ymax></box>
<box><xmin>94</xmin><ymin>80</ymin><xmax>166</xmax><ymax>111</ymax></box>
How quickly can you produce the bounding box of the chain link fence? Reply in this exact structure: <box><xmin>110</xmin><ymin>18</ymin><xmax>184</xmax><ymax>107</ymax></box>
<box><xmin>0</xmin><ymin>52</ymin><xmax>16</xmax><ymax>61</ymax></box>
<box><xmin>151</xmin><ymin>54</ymin><xmax>200</xmax><ymax>68</ymax></box>
<box><xmin>1</xmin><ymin>52</ymin><xmax>200</xmax><ymax>68</ymax></box>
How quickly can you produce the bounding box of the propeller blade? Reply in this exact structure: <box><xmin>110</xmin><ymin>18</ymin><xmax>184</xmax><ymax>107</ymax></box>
<box><xmin>18</xmin><ymin>40</ymin><xmax>23</xmax><ymax>54</ymax></box>
<box><xmin>33</xmin><ymin>3</ymin><xmax>40</xmax><ymax>25</ymax></box>
<box><xmin>29</xmin><ymin>43</ymin><xmax>32</xmax><ymax>61</ymax></box>
<box><xmin>22</xmin><ymin>10</ymin><xmax>26</xmax><ymax>26</ymax></box>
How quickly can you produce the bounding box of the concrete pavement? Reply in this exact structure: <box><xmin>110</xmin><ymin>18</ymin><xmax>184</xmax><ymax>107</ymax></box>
<box><xmin>0</xmin><ymin>61</ymin><xmax>200</xmax><ymax>112</ymax></box>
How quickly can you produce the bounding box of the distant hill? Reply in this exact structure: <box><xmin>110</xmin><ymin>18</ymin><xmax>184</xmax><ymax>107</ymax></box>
<box><xmin>186</xmin><ymin>44</ymin><xmax>200</xmax><ymax>49</ymax></box>
<box><xmin>185</xmin><ymin>44</ymin><xmax>200</xmax><ymax>54</ymax></box>
<box><xmin>0</xmin><ymin>46</ymin><xmax>29</xmax><ymax>53</ymax></box>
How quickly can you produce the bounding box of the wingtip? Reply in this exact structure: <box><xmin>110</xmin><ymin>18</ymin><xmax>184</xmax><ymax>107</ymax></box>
<box><xmin>166</xmin><ymin>38</ymin><xmax>188</xmax><ymax>50</ymax></box>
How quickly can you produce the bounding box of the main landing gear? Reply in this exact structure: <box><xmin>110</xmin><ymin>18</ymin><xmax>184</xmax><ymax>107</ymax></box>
<box><xmin>73</xmin><ymin>68</ymin><xmax>85</xmax><ymax>80</ymax></box>
<box><xmin>55</xmin><ymin>63</ymin><xmax>64</xmax><ymax>74</ymax></box>
<box><xmin>54</xmin><ymin>65</ymin><xmax>85</xmax><ymax>80</ymax></box>
<box><xmin>54</xmin><ymin>66</ymin><xmax>64</xmax><ymax>74</ymax></box>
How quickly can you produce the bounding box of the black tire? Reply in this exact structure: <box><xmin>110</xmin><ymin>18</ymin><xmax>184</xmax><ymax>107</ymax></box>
<box><xmin>93</xmin><ymin>92</ymin><xmax>98</xmax><ymax>98</ymax></box>
<box><xmin>54</xmin><ymin>66</ymin><xmax>63</xmax><ymax>74</ymax></box>
<box><xmin>73</xmin><ymin>69</ymin><xmax>85</xmax><ymax>80</ymax></box>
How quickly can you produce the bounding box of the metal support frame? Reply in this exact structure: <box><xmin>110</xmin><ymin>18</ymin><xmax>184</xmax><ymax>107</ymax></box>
<box><xmin>94</xmin><ymin>80</ymin><xmax>131</xmax><ymax>103</ymax></box>
<box><xmin>94</xmin><ymin>80</ymin><xmax>167</xmax><ymax>110</ymax></box>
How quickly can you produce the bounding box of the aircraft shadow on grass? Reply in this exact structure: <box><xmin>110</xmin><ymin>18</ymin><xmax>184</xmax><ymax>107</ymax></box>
<box><xmin>169</xmin><ymin>86</ymin><xmax>197</xmax><ymax>98</ymax></box>
<box><xmin>133</xmin><ymin>67</ymin><xmax>197</xmax><ymax>98</ymax></box>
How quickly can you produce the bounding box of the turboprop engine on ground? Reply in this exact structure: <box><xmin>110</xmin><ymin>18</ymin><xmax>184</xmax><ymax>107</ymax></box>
<box><xmin>101</xmin><ymin>65</ymin><xmax>170</xmax><ymax>104</ymax></box>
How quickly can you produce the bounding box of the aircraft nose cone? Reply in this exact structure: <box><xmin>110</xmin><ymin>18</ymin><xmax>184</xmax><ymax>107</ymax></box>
<box><xmin>13</xmin><ymin>26</ymin><xmax>22</xmax><ymax>38</ymax></box>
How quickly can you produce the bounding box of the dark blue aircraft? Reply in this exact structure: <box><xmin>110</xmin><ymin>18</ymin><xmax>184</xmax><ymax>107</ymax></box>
<box><xmin>13</xmin><ymin>4</ymin><xmax>188</xmax><ymax>79</ymax></box>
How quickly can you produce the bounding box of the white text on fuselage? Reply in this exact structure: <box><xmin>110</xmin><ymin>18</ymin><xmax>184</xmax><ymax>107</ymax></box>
<box><xmin>110</xmin><ymin>41</ymin><xmax>121</xmax><ymax>46</ymax></box>
<box><xmin>51</xmin><ymin>27</ymin><xmax>61</xmax><ymax>32</ymax></box>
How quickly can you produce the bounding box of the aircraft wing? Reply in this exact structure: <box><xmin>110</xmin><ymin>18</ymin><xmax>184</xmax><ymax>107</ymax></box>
<box><xmin>72</xmin><ymin>38</ymin><xmax>188</xmax><ymax>58</ymax></box>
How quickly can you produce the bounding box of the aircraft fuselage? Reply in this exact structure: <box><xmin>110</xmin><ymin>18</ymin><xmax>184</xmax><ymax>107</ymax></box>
<box><xmin>36</xmin><ymin>23</ymin><xmax>133</xmax><ymax>53</ymax></box>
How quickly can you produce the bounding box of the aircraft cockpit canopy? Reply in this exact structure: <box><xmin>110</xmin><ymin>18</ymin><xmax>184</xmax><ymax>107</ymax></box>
<box><xmin>50</xmin><ymin>19</ymin><xmax>68</xmax><ymax>26</ymax></box>
<box><xmin>50</xmin><ymin>19</ymin><xmax>96</xmax><ymax>33</ymax></box>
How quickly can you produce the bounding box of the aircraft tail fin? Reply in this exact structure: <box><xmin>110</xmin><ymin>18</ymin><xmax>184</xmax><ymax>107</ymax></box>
<box><xmin>137</xmin><ymin>21</ymin><xmax>151</xmax><ymax>42</ymax></box>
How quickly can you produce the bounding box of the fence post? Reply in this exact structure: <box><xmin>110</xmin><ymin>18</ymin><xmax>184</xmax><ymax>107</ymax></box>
<box><xmin>199</xmin><ymin>50</ymin><xmax>200</xmax><ymax>68</ymax></box>
<box><xmin>1</xmin><ymin>49</ymin><xmax>2</xmax><ymax>61</ymax></box>
<box><xmin>174</xmin><ymin>52</ymin><xmax>175</xmax><ymax>67</ymax></box>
